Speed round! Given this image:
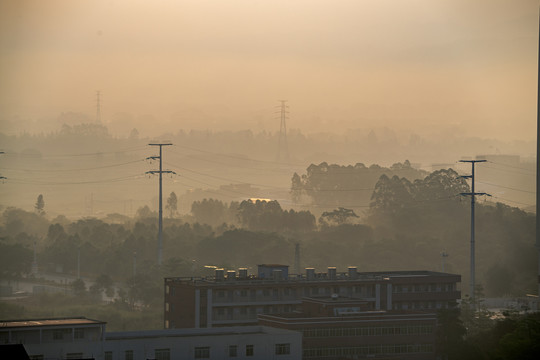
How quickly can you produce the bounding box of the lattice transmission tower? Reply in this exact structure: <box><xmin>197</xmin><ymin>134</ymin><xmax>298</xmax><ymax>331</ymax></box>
<box><xmin>277</xmin><ymin>100</ymin><xmax>289</xmax><ymax>161</ymax></box>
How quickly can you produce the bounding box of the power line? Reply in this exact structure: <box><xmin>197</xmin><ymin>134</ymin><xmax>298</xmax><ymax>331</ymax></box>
<box><xmin>7</xmin><ymin>174</ymin><xmax>144</xmax><ymax>185</ymax></box>
<box><xmin>2</xmin><ymin>159</ymin><xmax>145</xmax><ymax>173</ymax></box>
<box><xmin>487</xmin><ymin>160</ymin><xmax>536</xmax><ymax>173</ymax></box>
<box><xmin>475</xmin><ymin>180</ymin><xmax>535</xmax><ymax>194</ymax></box>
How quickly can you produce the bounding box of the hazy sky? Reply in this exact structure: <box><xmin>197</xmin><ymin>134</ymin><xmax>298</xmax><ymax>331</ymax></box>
<box><xmin>1</xmin><ymin>0</ymin><xmax>538</xmax><ymax>140</ymax></box>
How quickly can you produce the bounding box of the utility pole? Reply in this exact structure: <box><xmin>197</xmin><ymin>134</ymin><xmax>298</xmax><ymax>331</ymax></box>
<box><xmin>459</xmin><ymin>159</ymin><xmax>490</xmax><ymax>303</ymax></box>
<box><xmin>440</xmin><ymin>249</ymin><xmax>449</xmax><ymax>273</ymax></box>
<box><xmin>294</xmin><ymin>243</ymin><xmax>301</xmax><ymax>276</ymax></box>
<box><xmin>147</xmin><ymin>142</ymin><xmax>174</xmax><ymax>266</ymax></box>
<box><xmin>0</xmin><ymin>151</ymin><xmax>6</xmax><ymax>182</ymax></box>
<box><xmin>277</xmin><ymin>100</ymin><xmax>289</xmax><ymax>161</ymax></box>
<box><xmin>96</xmin><ymin>91</ymin><xmax>101</xmax><ymax>123</ymax></box>
<box><xmin>536</xmin><ymin>9</ymin><xmax>540</xmax><ymax>298</ymax></box>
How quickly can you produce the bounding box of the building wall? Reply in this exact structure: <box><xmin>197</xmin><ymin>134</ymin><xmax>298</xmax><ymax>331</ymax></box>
<box><xmin>165</xmin><ymin>272</ymin><xmax>460</xmax><ymax>329</ymax></box>
<box><xmin>259</xmin><ymin>312</ymin><xmax>437</xmax><ymax>360</ymax></box>
<box><xmin>104</xmin><ymin>326</ymin><xmax>301</xmax><ymax>360</ymax></box>
<box><xmin>1</xmin><ymin>323</ymin><xmax>105</xmax><ymax>360</ymax></box>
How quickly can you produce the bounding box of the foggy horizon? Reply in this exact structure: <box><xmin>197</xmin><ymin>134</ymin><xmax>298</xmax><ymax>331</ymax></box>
<box><xmin>1</xmin><ymin>0</ymin><xmax>538</xmax><ymax>142</ymax></box>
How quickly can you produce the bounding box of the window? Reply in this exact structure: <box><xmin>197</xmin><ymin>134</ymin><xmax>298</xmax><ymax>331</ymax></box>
<box><xmin>53</xmin><ymin>330</ymin><xmax>64</xmax><ymax>340</ymax></box>
<box><xmin>228</xmin><ymin>345</ymin><xmax>238</xmax><ymax>357</ymax></box>
<box><xmin>155</xmin><ymin>348</ymin><xmax>170</xmax><ymax>360</ymax></box>
<box><xmin>74</xmin><ymin>328</ymin><xmax>84</xmax><ymax>339</ymax></box>
<box><xmin>65</xmin><ymin>354</ymin><xmax>83</xmax><ymax>359</ymax></box>
<box><xmin>275</xmin><ymin>343</ymin><xmax>290</xmax><ymax>355</ymax></box>
<box><xmin>194</xmin><ymin>347</ymin><xmax>210</xmax><ymax>359</ymax></box>
<box><xmin>240</xmin><ymin>289</ymin><xmax>248</xmax><ymax>297</ymax></box>
<box><xmin>125</xmin><ymin>350</ymin><xmax>134</xmax><ymax>360</ymax></box>
<box><xmin>104</xmin><ymin>352</ymin><xmax>113</xmax><ymax>360</ymax></box>
<box><xmin>246</xmin><ymin>345</ymin><xmax>254</xmax><ymax>356</ymax></box>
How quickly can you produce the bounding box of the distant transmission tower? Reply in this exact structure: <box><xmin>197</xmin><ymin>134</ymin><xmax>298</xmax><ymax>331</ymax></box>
<box><xmin>147</xmin><ymin>142</ymin><xmax>174</xmax><ymax>266</ymax></box>
<box><xmin>277</xmin><ymin>100</ymin><xmax>290</xmax><ymax>161</ymax></box>
<box><xmin>96</xmin><ymin>90</ymin><xmax>102</xmax><ymax>123</ymax></box>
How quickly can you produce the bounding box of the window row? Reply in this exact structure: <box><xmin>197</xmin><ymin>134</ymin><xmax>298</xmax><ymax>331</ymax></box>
<box><xmin>393</xmin><ymin>301</ymin><xmax>451</xmax><ymax>310</ymax></box>
<box><xmin>103</xmin><ymin>343</ymin><xmax>290</xmax><ymax>359</ymax></box>
<box><xmin>304</xmin><ymin>343</ymin><xmax>434</xmax><ymax>358</ymax></box>
<box><xmin>393</xmin><ymin>283</ymin><xmax>455</xmax><ymax>293</ymax></box>
<box><xmin>303</xmin><ymin>324</ymin><xmax>434</xmax><ymax>338</ymax></box>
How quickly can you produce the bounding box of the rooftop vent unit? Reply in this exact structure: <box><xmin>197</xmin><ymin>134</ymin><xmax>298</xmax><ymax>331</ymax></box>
<box><xmin>306</xmin><ymin>268</ymin><xmax>315</xmax><ymax>280</ymax></box>
<box><xmin>215</xmin><ymin>268</ymin><xmax>224</xmax><ymax>281</ymax></box>
<box><xmin>348</xmin><ymin>266</ymin><xmax>358</xmax><ymax>280</ymax></box>
<box><xmin>238</xmin><ymin>268</ymin><xmax>248</xmax><ymax>279</ymax></box>
<box><xmin>328</xmin><ymin>267</ymin><xmax>337</xmax><ymax>280</ymax></box>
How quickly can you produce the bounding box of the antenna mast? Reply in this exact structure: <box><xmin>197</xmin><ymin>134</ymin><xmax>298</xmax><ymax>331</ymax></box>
<box><xmin>96</xmin><ymin>90</ymin><xmax>102</xmax><ymax>123</ymax></box>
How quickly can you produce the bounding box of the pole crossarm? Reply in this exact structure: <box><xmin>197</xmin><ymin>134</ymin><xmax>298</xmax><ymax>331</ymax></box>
<box><xmin>146</xmin><ymin>170</ymin><xmax>176</xmax><ymax>175</ymax></box>
<box><xmin>460</xmin><ymin>192</ymin><xmax>490</xmax><ymax>197</ymax></box>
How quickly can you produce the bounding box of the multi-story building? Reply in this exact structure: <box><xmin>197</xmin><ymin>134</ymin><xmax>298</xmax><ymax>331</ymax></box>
<box><xmin>164</xmin><ymin>264</ymin><xmax>461</xmax><ymax>329</ymax></box>
<box><xmin>259</xmin><ymin>296</ymin><xmax>438</xmax><ymax>360</ymax></box>
<box><xmin>0</xmin><ymin>317</ymin><xmax>301</xmax><ymax>360</ymax></box>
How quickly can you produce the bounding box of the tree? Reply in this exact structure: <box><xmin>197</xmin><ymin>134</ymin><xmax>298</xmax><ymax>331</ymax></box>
<box><xmin>91</xmin><ymin>274</ymin><xmax>115</xmax><ymax>297</ymax></box>
<box><xmin>319</xmin><ymin>207</ymin><xmax>359</xmax><ymax>227</ymax></box>
<box><xmin>72</xmin><ymin>278</ymin><xmax>86</xmax><ymax>296</ymax></box>
<box><xmin>35</xmin><ymin>194</ymin><xmax>45</xmax><ymax>215</ymax></box>
<box><xmin>165</xmin><ymin>192</ymin><xmax>178</xmax><ymax>218</ymax></box>
<box><xmin>191</xmin><ymin>199</ymin><xmax>230</xmax><ymax>227</ymax></box>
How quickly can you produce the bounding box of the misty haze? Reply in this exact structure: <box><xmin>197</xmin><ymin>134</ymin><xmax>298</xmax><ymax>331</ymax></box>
<box><xmin>1</xmin><ymin>1</ymin><xmax>539</xmax><ymax>360</ymax></box>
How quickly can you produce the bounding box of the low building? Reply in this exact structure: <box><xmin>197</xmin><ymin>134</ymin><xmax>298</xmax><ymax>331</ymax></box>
<box><xmin>0</xmin><ymin>317</ymin><xmax>301</xmax><ymax>360</ymax></box>
<box><xmin>0</xmin><ymin>317</ymin><xmax>106</xmax><ymax>359</ymax></box>
<box><xmin>164</xmin><ymin>265</ymin><xmax>461</xmax><ymax>329</ymax></box>
<box><xmin>104</xmin><ymin>326</ymin><xmax>301</xmax><ymax>360</ymax></box>
<box><xmin>259</xmin><ymin>296</ymin><xmax>438</xmax><ymax>360</ymax></box>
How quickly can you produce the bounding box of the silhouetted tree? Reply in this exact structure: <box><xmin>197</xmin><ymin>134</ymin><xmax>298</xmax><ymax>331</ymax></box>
<box><xmin>166</xmin><ymin>192</ymin><xmax>178</xmax><ymax>218</ymax></box>
<box><xmin>319</xmin><ymin>207</ymin><xmax>359</xmax><ymax>227</ymax></box>
<box><xmin>35</xmin><ymin>194</ymin><xmax>45</xmax><ymax>215</ymax></box>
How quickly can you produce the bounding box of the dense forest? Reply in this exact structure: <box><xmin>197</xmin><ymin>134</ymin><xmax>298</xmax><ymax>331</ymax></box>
<box><xmin>1</xmin><ymin>166</ymin><xmax>536</xmax><ymax>287</ymax></box>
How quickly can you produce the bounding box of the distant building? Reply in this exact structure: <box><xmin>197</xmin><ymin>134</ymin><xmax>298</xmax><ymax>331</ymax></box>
<box><xmin>164</xmin><ymin>264</ymin><xmax>461</xmax><ymax>329</ymax></box>
<box><xmin>259</xmin><ymin>296</ymin><xmax>438</xmax><ymax>360</ymax></box>
<box><xmin>0</xmin><ymin>317</ymin><xmax>301</xmax><ymax>360</ymax></box>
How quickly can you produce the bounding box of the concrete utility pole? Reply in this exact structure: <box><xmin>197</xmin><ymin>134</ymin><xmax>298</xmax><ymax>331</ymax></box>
<box><xmin>441</xmin><ymin>250</ymin><xmax>449</xmax><ymax>273</ymax></box>
<box><xmin>147</xmin><ymin>142</ymin><xmax>174</xmax><ymax>266</ymax></box>
<box><xmin>0</xmin><ymin>151</ymin><xmax>6</xmax><ymax>182</ymax></box>
<box><xmin>277</xmin><ymin>100</ymin><xmax>289</xmax><ymax>161</ymax></box>
<box><xmin>536</xmin><ymin>14</ymin><xmax>540</xmax><ymax>297</ymax></box>
<box><xmin>96</xmin><ymin>91</ymin><xmax>101</xmax><ymax>123</ymax></box>
<box><xmin>459</xmin><ymin>159</ymin><xmax>490</xmax><ymax>302</ymax></box>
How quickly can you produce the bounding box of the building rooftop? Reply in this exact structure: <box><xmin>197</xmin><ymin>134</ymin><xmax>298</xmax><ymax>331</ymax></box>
<box><xmin>1</xmin><ymin>317</ymin><xmax>105</xmax><ymax>329</ymax></box>
<box><xmin>106</xmin><ymin>326</ymin><xmax>296</xmax><ymax>340</ymax></box>
<box><xmin>165</xmin><ymin>269</ymin><xmax>460</xmax><ymax>284</ymax></box>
